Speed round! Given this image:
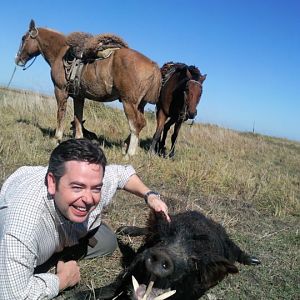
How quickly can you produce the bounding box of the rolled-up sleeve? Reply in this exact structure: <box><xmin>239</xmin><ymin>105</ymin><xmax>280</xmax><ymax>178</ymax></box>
<box><xmin>0</xmin><ymin>234</ymin><xmax>59</xmax><ymax>299</ymax></box>
<box><xmin>100</xmin><ymin>165</ymin><xmax>136</xmax><ymax>206</ymax></box>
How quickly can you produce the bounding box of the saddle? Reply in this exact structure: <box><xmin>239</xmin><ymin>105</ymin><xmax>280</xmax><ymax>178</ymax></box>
<box><xmin>66</xmin><ymin>32</ymin><xmax>128</xmax><ymax>60</ymax></box>
<box><xmin>63</xmin><ymin>32</ymin><xmax>129</xmax><ymax>96</ymax></box>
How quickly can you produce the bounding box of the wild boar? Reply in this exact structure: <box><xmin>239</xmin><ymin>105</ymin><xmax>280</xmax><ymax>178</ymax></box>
<box><xmin>69</xmin><ymin>210</ymin><xmax>260</xmax><ymax>299</ymax></box>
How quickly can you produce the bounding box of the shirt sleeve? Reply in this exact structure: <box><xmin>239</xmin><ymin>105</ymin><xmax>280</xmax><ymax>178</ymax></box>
<box><xmin>0</xmin><ymin>234</ymin><xmax>59</xmax><ymax>300</ymax></box>
<box><xmin>100</xmin><ymin>164</ymin><xmax>136</xmax><ymax>206</ymax></box>
<box><xmin>115</xmin><ymin>164</ymin><xmax>136</xmax><ymax>189</ymax></box>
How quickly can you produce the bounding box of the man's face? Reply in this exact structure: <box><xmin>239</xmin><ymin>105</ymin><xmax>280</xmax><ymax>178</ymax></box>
<box><xmin>47</xmin><ymin>161</ymin><xmax>104</xmax><ymax>223</ymax></box>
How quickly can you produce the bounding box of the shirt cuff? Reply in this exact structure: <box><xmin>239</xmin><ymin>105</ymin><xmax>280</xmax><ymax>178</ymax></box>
<box><xmin>34</xmin><ymin>273</ymin><xmax>60</xmax><ymax>298</ymax></box>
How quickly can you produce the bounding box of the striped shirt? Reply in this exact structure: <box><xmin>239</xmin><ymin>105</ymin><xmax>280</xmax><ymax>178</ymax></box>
<box><xmin>0</xmin><ymin>164</ymin><xmax>135</xmax><ymax>299</ymax></box>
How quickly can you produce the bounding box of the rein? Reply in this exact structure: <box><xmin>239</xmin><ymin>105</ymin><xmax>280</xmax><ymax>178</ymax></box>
<box><xmin>7</xmin><ymin>66</ymin><xmax>17</xmax><ymax>88</ymax></box>
<box><xmin>7</xmin><ymin>27</ymin><xmax>39</xmax><ymax>87</ymax></box>
<box><xmin>22</xmin><ymin>56</ymin><xmax>37</xmax><ymax>70</ymax></box>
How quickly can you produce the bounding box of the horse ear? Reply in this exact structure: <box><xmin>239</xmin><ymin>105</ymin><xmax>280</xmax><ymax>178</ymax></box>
<box><xmin>200</xmin><ymin>74</ymin><xmax>207</xmax><ymax>83</ymax></box>
<box><xmin>29</xmin><ymin>19</ymin><xmax>38</xmax><ymax>38</ymax></box>
<box><xmin>29</xmin><ymin>19</ymin><xmax>36</xmax><ymax>31</ymax></box>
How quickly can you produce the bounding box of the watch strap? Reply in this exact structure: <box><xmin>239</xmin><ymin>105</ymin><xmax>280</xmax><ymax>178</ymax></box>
<box><xmin>144</xmin><ymin>191</ymin><xmax>160</xmax><ymax>204</ymax></box>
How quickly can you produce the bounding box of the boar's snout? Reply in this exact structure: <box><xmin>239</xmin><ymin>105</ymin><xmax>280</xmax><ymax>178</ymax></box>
<box><xmin>145</xmin><ymin>248</ymin><xmax>174</xmax><ymax>278</ymax></box>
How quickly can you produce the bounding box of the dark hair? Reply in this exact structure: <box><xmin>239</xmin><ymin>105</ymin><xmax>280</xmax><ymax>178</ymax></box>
<box><xmin>46</xmin><ymin>139</ymin><xmax>107</xmax><ymax>187</ymax></box>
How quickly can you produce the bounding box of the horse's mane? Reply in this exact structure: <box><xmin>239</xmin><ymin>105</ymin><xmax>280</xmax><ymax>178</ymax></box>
<box><xmin>161</xmin><ymin>62</ymin><xmax>186</xmax><ymax>81</ymax></box>
<box><xmin>161</xmin><ymin>62</ymin><xmax>203</xmax><ymax>87</ymax></box>
<box><xmin>43</xmin><ymin>28</ymin><xmax>64</xmax><ymax>35</ymax></box>
<box><xmin>187</xmin><ymin>65</ymin><xmax>202</xmax><ymax>81</ymax></box>
<box><xmin>66</xmin><ymin>32</ymin><xmax>128</xmax><ymax>58</ymax></box>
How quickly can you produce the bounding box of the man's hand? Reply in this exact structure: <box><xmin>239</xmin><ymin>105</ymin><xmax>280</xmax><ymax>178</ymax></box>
<box><xmin>57</xmin><ymin>260</ymin><xmax>80</xmax><ymax>291</ymax></box>
<box><xmin>147</xmin><ymin>194</ymin><xmax>171</xmax><ymax>222</ymax></box>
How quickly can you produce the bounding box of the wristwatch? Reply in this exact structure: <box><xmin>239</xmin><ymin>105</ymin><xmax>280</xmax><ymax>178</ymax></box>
<box><xmin>144</xmin><ymin>191</ymin><xmax>160</xmax><ymax>204</ymax></box>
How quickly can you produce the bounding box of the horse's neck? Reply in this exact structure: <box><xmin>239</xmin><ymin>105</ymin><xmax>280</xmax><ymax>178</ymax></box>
<box><xmin>174</xmin><ymin>73</ymin><xmax>188</xmax><ymax>90</ymax></box>
<box><xmin>37</xmin><ymin>28</ymin><xmax>67</xmax><ymax>66</ymax></box>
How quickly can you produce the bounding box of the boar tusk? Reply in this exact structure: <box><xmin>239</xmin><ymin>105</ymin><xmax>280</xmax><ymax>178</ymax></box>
<box><xmin>141</xmin><ymin>280</ymin><xmax>154</xmax><ymax>300</ymax></box>
<box><xmin>154</xmin><ymin>290</ymin><xmax>176</xmax><ymax>300</ymax></box>
<box><xmin>132</xmin><ymin>275</ymin><xmax>140</xmax><ymax>293</ymax></box>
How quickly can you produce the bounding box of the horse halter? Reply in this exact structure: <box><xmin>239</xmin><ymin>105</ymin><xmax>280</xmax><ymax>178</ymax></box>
<box><xmin>16</xmin><ymin>27</ymin><xmax>39</xmax><ymax>70</ymax></box>
<box><xmin>181</xmin><ymin>79</ymin><xmax>201</xmax><ymax>120</ymax></box>
<box><xmin>29</xmin><ymin>27</ymin><xmax>39</xmax><ymax>39</ymax></box>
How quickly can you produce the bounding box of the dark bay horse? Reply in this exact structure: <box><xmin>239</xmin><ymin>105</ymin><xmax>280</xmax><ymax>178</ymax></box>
<box><xmin>15</xmin><ymin>20</ymin><xmax>161</xmax><ymax>157</ymax></box>
<box><xmin>150</xmin><ymin>62</ymin><xmax>206</xmax><ymax>158</ymax></box>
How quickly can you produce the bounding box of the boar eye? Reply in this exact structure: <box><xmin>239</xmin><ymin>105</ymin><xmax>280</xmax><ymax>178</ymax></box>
<box><xmin>162</xmin><ymin>261</ymin><xmax>169</xmax><ymax>269</ymax></box>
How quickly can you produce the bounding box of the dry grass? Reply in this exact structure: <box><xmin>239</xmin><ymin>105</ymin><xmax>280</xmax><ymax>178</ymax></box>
<box><xmin>0</xmin><ymin>87</ymin><xmax>299</xmax><ymax>299</ymax></box>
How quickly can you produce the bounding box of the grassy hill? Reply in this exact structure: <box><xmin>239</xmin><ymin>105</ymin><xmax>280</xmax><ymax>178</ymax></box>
<box><xmin>0</xmin><ymin>87</ymin><xmax>299</xmax><ymax>299</ymax></box>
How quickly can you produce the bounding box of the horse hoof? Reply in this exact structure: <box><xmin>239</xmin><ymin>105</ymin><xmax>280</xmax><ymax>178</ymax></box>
<box><xmin>169</xmin><ymin>152</ymin><xmax>175</xmax><ymax>159</ymax></box>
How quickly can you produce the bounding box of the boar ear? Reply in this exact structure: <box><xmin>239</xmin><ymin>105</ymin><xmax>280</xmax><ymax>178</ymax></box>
<box><xmin>199</xmin><ymin>257</ymin><xmax>239</xmax><ymax>290</ymax></box>
<box><xmin>149</xmin><ymin>210</ymin><xmax>168</xmax><ymax>223</ymax></box>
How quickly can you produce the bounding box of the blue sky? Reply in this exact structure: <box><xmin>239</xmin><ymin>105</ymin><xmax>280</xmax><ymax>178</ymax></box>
<box><xmin>1</xmin><ymin>0</ymin><xmax>299</xmax><ymax>142</ymax></box>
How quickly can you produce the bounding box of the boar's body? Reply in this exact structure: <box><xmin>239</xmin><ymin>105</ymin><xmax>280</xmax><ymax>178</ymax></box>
<box><xmin>70</xmin><ymin>211</ymin><xmax>260</xmax><ymax>300</ymax></box>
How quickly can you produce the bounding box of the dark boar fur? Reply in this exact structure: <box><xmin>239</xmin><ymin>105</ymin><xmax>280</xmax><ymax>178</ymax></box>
<box><xmin>69</xmin><ymin>210</ymin><xmax>260</xmax><ymax>300</ymax></box>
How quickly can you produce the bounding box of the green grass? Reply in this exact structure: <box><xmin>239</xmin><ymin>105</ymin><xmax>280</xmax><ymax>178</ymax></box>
<box><xmin>0</xmin><ymin>87</ymin><xmax>299</xmax><ymax>299</ymax></box>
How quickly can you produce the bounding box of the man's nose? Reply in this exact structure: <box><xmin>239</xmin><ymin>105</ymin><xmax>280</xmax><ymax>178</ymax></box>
<box><xmin>82</xmin><ymin>191</ymin><xmax>94</xmax><ymax>203</ymax></box>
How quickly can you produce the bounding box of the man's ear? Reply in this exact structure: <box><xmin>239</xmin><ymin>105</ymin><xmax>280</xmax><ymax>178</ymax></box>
<box><xmin>47</xmin><ymin>172</ymin><xmax>57</xmax><ymax>195</ymax></box>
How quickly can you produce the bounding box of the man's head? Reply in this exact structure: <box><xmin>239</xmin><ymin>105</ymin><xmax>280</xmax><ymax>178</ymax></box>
<box><xmin>46</xmin><ymin>139</ymin><xmax>107</xmax><ymax>223</ymax></box>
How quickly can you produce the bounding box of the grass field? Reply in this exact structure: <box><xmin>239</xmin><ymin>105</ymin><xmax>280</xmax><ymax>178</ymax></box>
<box><xmin>0</xmin><ymin>87</ymin><xmax>299</xmax><ymax>299</ymax></box>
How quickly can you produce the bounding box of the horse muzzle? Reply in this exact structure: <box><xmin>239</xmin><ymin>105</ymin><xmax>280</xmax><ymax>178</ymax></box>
<box><xmin>187</xmin><ymin>110</ymin><xmax>197</xmax><ymax>119</ymax></box>
<box><xmin>15</xmin><ymin>55</ymin><xmax>26</xmax><ymax>67</ymax></box>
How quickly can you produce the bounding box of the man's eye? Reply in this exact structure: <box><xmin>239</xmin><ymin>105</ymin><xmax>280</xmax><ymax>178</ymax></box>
<box><xmin>92</xmin><ymin>187</ymin><xmax>102</xmax><ymax>193</ymax></box>
<box><xmin>72</xmin><ymin>186</ymin><xmax>83</xmax><ymax>192</ymax></box>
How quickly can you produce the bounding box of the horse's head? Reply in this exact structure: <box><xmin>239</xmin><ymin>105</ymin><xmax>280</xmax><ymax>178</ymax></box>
<box><xmin>15</xmin><ymin>20</ymin><xmax>40</xmax><ymax>67</ymax></box>
<box><xmin>184</xmin><ymin>72</ymin><xmax>206</xmax><ymax>119</ymax></box>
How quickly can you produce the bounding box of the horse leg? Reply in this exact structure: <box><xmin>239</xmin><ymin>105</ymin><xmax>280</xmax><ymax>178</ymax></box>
<box><xmin>121</xmin><ymin>101</ymin><xmax>146</xmax><ymax>155</ymax></box>
<box><xmin>160</xmin><ymin>118</ymin><xmax>175</xmax><ymax>158</ymax></box>
<box><xmin>73</xmin><ymin>97</ymin><xmax>85</xmax><ymax>139</ymax></box>
<box><xmin>169</xmin><ymin>120</ymin><xmax>183</xmax><ymax>158</ymax></box>
<box><xmin>122</xmin><ymin>101</ymin><xmax>146</xmax><ymax>157</ymax></box>
<box><xmin>150</xmin><ymin>108</ymin><xmax>167</xmax><ymax>155</ymax></box>
<box><xmin>54</xmin><ymin>87</ymin><xmax>68</xmax><ymax>143</ymax></box>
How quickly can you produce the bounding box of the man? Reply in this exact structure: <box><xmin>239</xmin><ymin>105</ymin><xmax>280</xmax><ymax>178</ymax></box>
<box><xmin>0</xmin><ymin>138</ymin><xmax>170</xmax><ymax>299</ymax></box>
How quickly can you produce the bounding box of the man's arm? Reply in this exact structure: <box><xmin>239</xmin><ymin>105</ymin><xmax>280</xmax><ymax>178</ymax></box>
<box><xmin>0</xmin><ymin>234</ymin><xmax>79</xmax><ymax>299</ymax></box>
<box><xmin>123</xmin><ymin>174</ymin><xmax>171</xmax><ymax>222</ymax></box>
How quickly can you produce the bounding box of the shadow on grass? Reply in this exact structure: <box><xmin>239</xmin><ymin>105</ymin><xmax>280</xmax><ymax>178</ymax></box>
<box><xmin>94</xmin><ymin>135</ymin><xmax>122</xmax><ymax>149</ymax></box>
<box><xmin>17</xmin><ymin>118</ymin><xmax>124</xmax><ymax>150</ymax></box>
<box><xmin>16</xmin><ymin>118</ymin><xmax>157</xmax><ymax>152</ymax></box>
<box><xmin>17</xmin><ymin>119</ymin><xmax>56</xmax><ymax>138</ymax></box>
<box><xmin>139</xmin><ymin>137</ymin><xmax>152</xmax><ymax>151</ymax></box>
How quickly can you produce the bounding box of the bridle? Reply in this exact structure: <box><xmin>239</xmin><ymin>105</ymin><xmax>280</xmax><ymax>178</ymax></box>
<box><xmin>16</xmin><ymin>27</ymin><xmax>39</xmax><ymax>70</ymax></box>
<box><xmin>181</xmin><ymin>79</ymin><xmax>202</xmax><ymax>121</ymax></box>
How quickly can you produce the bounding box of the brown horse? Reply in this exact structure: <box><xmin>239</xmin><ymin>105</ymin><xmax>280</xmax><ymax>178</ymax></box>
<box><xmin>150</xmin><ymin>62</ymin><xmax>206</xmax><ymax>158</ymax></box>
<box><xmin>15</xmin><ymin>20</ymin><xmax>161</xmax><ymax>157</ymax></box>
